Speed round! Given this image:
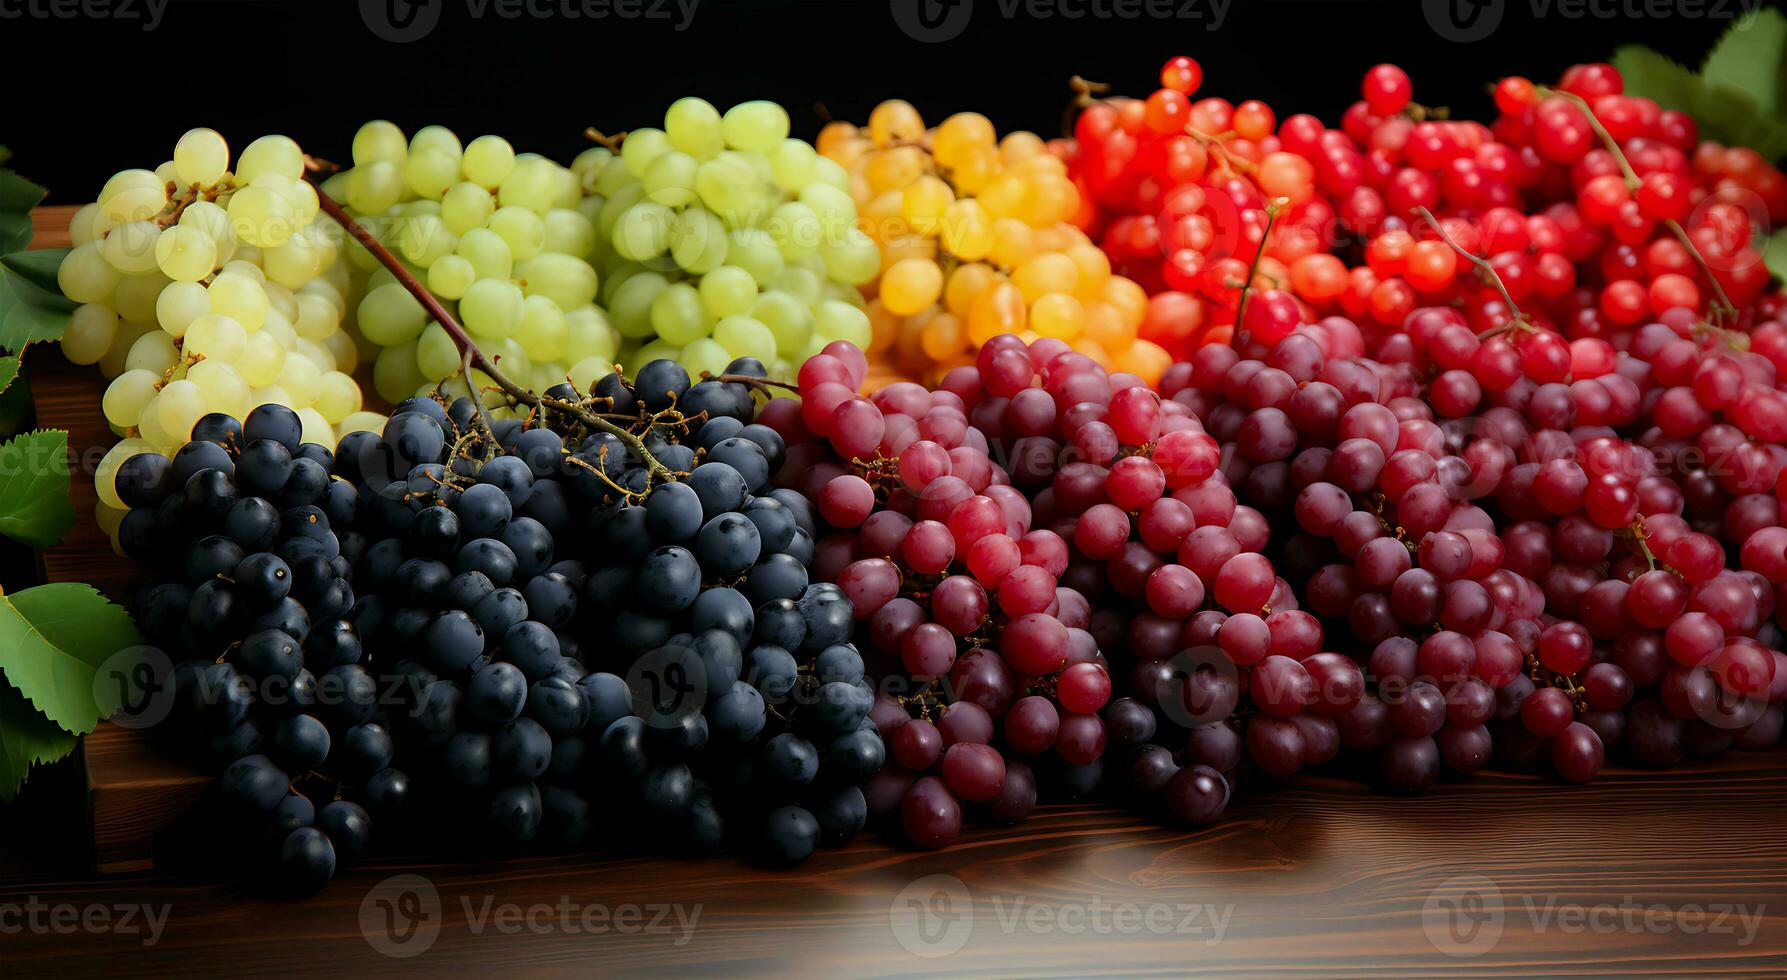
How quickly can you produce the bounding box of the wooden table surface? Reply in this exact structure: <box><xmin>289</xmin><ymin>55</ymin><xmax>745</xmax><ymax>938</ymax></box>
<box><xmin>5</xmin><ymin>207</ymin><xmax>1785</xmax><ymax>978</ymax></box>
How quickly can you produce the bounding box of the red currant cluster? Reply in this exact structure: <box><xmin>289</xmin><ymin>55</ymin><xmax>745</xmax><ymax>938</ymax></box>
<box><xmin>1057</xmin><ymin>57</ymin><xmax>1787</xmax><ymax>367</ymax></box>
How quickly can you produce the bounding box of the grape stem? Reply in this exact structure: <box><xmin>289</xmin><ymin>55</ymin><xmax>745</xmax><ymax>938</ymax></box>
<box><xmin>1536</xmin><ymin>87</ymin><xmax>1740</xmax><ymax>326</ymax></box>
<box><xmin>1230</xmin><ymin>199</ymin><xmax>1283</xmax><ymax>347</ymax></box>
<box><xmin>313</xmin><ymin>187</ymin><xmax>674</xmax><ymax>484</ymax></box>
<box><xmin>456</xmin><ymin>348</ymin><xmax>500</xmax><ymax>455</ymax></box>
<box><xmin>1413</xmin><ymin>206</ymin><xmax>1532</xmax><ymax>337</ymax></box>
<box><xmin>703</xmin><ymin>372</ymin><xmax>800</xmax><ymax>393</ymax></box>
<box><xmin>583</xmin><ymin>127</ymin><xmax>627</xmax><ymax>152</ymax></box>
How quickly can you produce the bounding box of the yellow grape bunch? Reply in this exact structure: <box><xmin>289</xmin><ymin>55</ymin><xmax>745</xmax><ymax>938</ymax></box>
<box><xmin>819</xmin><ymin>100</ymin><xmax>1170</xmax><ymax>386</ymax></box>
<box><xmin>322</xmin><ymin>122</ymin><xmax>622</xmax><ymax>407</ymax></box>
<box><xmin>56</xmin><ymin>129</ymin><xmax>381</xmax><ymax>554</ymax></box>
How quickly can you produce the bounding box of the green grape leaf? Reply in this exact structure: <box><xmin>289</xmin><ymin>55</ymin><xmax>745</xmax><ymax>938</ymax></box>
<box><xmin>1613</xmin><ymin>44</ymin><xmax>1708</xmax><ymax>109</ymax></box>
<box><xmin>0</xmin><ymin>249</ymin><xmax>75</xmax><ymax>354</ymax></box>
<box><xmin>1</xmin><ymin>249</ymin><xmax>70</xmax><ymax>299</ymax></box>
<box><xmin>0</xmin><ymin>214</ymin><xmax>29</xmax><ymax>258</ymax></box>
<box><xmin>1614</xmin><ymin>43</ymin><xmax>1787</xmax><ymax>161</ymax></box>
<box><xmin>0</xmin><ymin>299</ymin><xmax>71</xmax><ymax>353</ymax></box>
<box><xmin>1701</xmin><ymin>8</ymin><xmax>1787</xmax><ymax>117</ymax></box>
<box><xmin>0</xmin><ymin>169</ymin><xmax>47</xmax><ymax>254</ymax></box>
<box><xmin>0</xmin><ymin>355</ymin><xmax>17</xmax><ymax>395</ymax></box>
<box><xmin>0</xmin><ymin>583</ymin><xmax>143</xmax><ymax>736</ymax></box>
<box><xmin>0</xmin><ymin>678</ymin><xmax>77</xmax><ymax>803</ymax></box>
<box><xmin>0</xmin><ymin>429</ymin><xmax>73</xmax><ymax>548</ymax></box>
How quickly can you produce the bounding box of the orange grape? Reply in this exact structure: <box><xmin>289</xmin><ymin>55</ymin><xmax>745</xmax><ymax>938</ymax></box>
<box><xmin>881</xmin><ymin>257</ymin><xmax>944</xmax><ymax>315</ymax></box>
<box><xmin>868</xmin><ymin>100</ymin><xmax>925</xmax><ymax>147</ymax></box>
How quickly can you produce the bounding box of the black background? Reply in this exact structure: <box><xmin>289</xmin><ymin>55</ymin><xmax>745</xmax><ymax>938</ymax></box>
<box><xmin>3</xmin><ymin>0</ymin><xmax>1762</xmax><ymax>201</ymax></box>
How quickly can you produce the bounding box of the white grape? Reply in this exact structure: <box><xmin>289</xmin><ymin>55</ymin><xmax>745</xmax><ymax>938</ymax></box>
<box><xmin>405</xmin><ymin>148</ymin><xmax>459</xmax><ymax>200</ymax></box>
<box><xmin>276</xmin><ymin>355</ymin><xmax>321</xmax><ymax>406</ymax></box>
<box><xmin>63</xmin><ymin>304</ymin><xmax>119</xmax><ymax>365</ymax></box>
<box><xmin>373</xmin><ymin>340</ymin><xmax>424</xmax><ymax>403</ymax></box>
<box><xmin>154</xmin><ymin>225</ymin><xmax>217</xmax><ymax>281</ymax></box>
<box><xmin>721</xmin><ymin>101</ymin><xmax>791</xmax><ymax>154</ymax></box>
<box><xmin>236</xmin><ymin>135</ymin><xmax>304</xmax><ymax>183</ymax></box>
<box><xmin>220</xmin><ymin>258</ymin><xmax>266</xmax><ymax>283</ymax></box>
<box><xmin>679</xmin><ymin>336</ymin><xmax>732</xmax><ymax>378</ymax></box>
<box><xmin>99</xmin><ymin>221</ymin><xmax>163</xmax><ymax>274</ymax></box>
<box><xmin>542</xmin><ymin>208</ymin><xmax>597</xmax><ymax>256</ymax></box>
<box><xmin>248</xmin><ymin>384</ymin><xmax>293</xmax><ymax>410</ymax></box>
<box><xmin>353</xmin><ymin>120</ymin><xmax>408</xmax><ymax>167</ymax></box>
<box><xmin>698</xmin><ymin>265</ymin><xmax>757</xmax><ymax>319</ymax></box>
<box><xmin>99</xmin><ymin>322</ymin><xmax>154</xmax><ymax>379</ymax></box>
<box><xmin>183</xmin><ymin>313</ymin><xmax>247</xmax><ymax>362</ymax></box>
<box><xmin>263</xmin><ymin>232</ymin><xmax>323</xmax><ymax>288</ymax></box>
<box><xmin>613</xmin><ymin>202</ymin><xmax>674</xmax><ymax>261</ymax></box>
<box><xmin>53</xmin><ymin>243</ymin><xmax>115</xmax><ymax>304</ymax></box>
<box><xmin>227</xmin><ymin>184</ymin><xmax>296</xmax><ymax>248</ymax></box>
<box><xmin>321</xmin><ymin>329</ymin><xmax>360</xmax><ymax>374</ymax></box>
<box><xmin>456</xmin><ymin>228</ymin><xmax>513</xmax><ymax>280</ymax></box>
<box><xmin>102</xmin><ymin>371</ymin><xmax>160</xmax><ymax>428</ymax></box>
<box><xmin>296</xmin><ymin>408</ymin><xmax>335</xmax><ymax>448</ymax></box>
<box><xmin>69</xmin><ymin>203</ymin><xmax>112</xmax><ymax>245</ymax></box>
<box><xmin>356</xmin><ymin>282</ymin><xmax>428</xmax><ymax>345</ymax></box>
<box><xmin>209</xmin><ymin>273</ymin><xmax>270</xmax><ymax>329</ymax></box>
<box><xmin>315</xmin><ymin>371</ymin><xmax>362</xmax><ymax>423</ymax></box>
<box><xmin>488</xmin><ymin>207</ymin><xmax>545</xmax><ymax>261</ymax></box>
<box><xmin>173</xmin><ymin>128</ymin><xmax>230</xmax><ymax>187</ymax></box>
<box><xmin>641</xmin><ymin>151</ymin><xmax>698</xmax><ymax>207</ymax></box>
<box><xmin>441</xmin><ymin>181</ymin><xmax>496</xmax><ymax>234</ymax></box>
<box><xmin>459</xmin><ymin>279</ymin><xmax>524</xmax><ymax>338</ymax></box>
<box><xmin>124</xmin><ymin>330</ymin><xmax>180</xmax><ymax>374</ymax></box>
<box><xmin>516</xmin><ymin>252</ymin><xmax>599</xmax><ymax>311</ymax></box>
<box><xmin>346</xmin><ymin>161</ymin><xmax>405</xmax><ymax>215</ymax></box>
<box><xmin>410</xmin><ymin>125</ymin><xmax>462</xmax><ymax>158</ymax></box>
<box><xmin>154</xmin><ymin>378</ymin><xmax>207</xmax><ymax>442</ymax></box>
<box><xmin>297</xmin><ymin>337</ymin><xmax>337</xmax><ymax>374</ymax></box>
<box><xmin>564</xmin><ymin>305</ymin><xmax>619</xmax><ymax>365</ymax></box>
<box><xmin>515</xmin><ymin>294</ymin><xmax>568</xmax><ymax>361</ymax></box>
<box><xmin>99</xmin><ymin>169</ymin><xmax>168</xmax><ymax>223</ymax></box>
<box><xmin>670</xmin><ymin>208</ymin><xmax>729</xmax><ymax>273</ymax></box>
<box><xmin>113</xmin><ymin>272</ymin><xmax>170</xmax><ymax>323</ymax></box>
<box><xmin>649</xmin><ymin>282</ymin><xmax>709</xmax><ymax>346</ymax></box>
<box><xmin>426</xmin><ymin>254</ymin><xmax>476</xmax><ymax>300</ymax></box>
<box><xmin>262</xmin><ymin>279</ymin><xmax>299</xmax><ymax>322</ymax></box>
<box><xmin>415</xmin><ymin>323</ymin><xmax>461</xmax><ymax>381</ymax></box>
<box><xmin>154</xmin><ymin>281</ymin><xmax>210</xmax><ymax>338</ymax></box>
<box><xmin>338</xmin><ymin>410</ymin><xmax>388</xmax><ymax>435</ymax></box>
<box><xmin>259</xmin><ymin>307</ymin><xmax>297</xmax><ymax>349</ymax></box>
<box><xmin>188</xmin><ymin>360</ymin><xmax>250</xmax><ymax>419</ymax></box>
<box><xmin>462</xmin><ymin>135</ymin><xmax>516</xmax><ymax>189</ymax></box>
<box><xmin>238</xmin><ymin>331</ymin><xmax>287</xmax><ymax>386</ymax></box>
<box><xmin>398</xmin><ymin>213</ymin><xmax>457</xmax><ymax>268</ymax></box>
<box><xmin>665</xmin><ymin>97</ymin><xmax>724</xmax><ymax>159</ymax></box>
<box><xmin>498</xmin><ymin>157</ymin><xmax>560</xmax><ymax>214</ymax></box>
<box><xmin>179</xmin><ymin>201</ymin><xmax>237</xmax><ymax>265</ymax></box>
<box><xmin>621</xmin><ymin>128</ymin><xmax>671</xmax><ymax>177</ymax></box>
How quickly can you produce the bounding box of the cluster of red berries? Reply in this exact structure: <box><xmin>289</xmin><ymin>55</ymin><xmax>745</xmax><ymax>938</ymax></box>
<box><xmin>1058</xmin><ymin>58</ymin><xmax>1787</xmax><ymax>369</ymax></box>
